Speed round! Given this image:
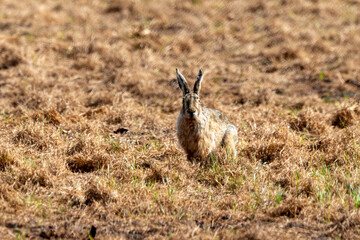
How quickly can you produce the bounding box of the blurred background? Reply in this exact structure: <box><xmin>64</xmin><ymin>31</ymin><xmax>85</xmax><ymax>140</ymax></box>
<box><xmin>1</xmin><ymin>0</ymin><xmax>360</xmax><ymax>116</ymax></box>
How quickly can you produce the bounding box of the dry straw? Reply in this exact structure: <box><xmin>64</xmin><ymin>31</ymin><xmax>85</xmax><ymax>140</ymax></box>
<box><xmin>0</xmin><ymin>0</ymin><xmax>360</xmax><ymax>238</ymax></box>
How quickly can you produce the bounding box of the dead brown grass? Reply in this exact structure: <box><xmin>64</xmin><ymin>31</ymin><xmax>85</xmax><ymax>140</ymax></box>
<box><xmin>1</xmin><ymin>0</ymin><xmax>360</xmax><ymax>239</ymax></box>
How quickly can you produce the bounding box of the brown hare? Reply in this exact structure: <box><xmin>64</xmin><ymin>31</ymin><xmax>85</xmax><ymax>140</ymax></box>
<box><xmin>176</xmin><ymin>68</ymin><xmax>238</xmax><ymax>161</ymax></box>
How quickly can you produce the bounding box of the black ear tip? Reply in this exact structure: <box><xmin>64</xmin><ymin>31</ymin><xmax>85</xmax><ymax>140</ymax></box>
<box><xmin>176</xmin><ymin>68</ymin><xmax>179</xmax><ymax>73</ymax></box>
<box><xmin>199</xmin><ymin>68</ymin><xmax>203</xmax><ymax>74</ymax></box>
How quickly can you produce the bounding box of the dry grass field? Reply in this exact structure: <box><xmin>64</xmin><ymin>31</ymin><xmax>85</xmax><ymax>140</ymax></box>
<box><xmin>1</xmin><ymin>0</ymin><xmax>360</xmax><ymax>239</ymax></box>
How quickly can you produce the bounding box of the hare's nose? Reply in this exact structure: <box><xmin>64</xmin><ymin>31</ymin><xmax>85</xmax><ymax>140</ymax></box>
<box><xmin>187</xmin><ymin>109</ymin><xmax>196</xmax><ymax>116</ymax></box>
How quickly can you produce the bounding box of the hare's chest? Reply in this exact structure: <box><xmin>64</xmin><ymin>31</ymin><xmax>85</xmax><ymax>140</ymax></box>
<box><xmin>177</xmin><ymin>118</ymin><xmax>215</xmax><ymax>153</ymax></box>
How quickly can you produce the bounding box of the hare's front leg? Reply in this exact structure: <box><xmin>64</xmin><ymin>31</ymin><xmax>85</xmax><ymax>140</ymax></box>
<box><xmin>186</xmin><ymin>147</ymin><xmax>212</xmax><ymax>162</ymax></box>
<box><xmin>223</xmin><ymin>127</ymin><xmax>238</xmax><ymax>159</ymax></box>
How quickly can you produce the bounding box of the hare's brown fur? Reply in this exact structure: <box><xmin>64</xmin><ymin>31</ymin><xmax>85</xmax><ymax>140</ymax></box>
<box><xmin>176</xmin><ymin>69</ymin><xmax>238</xmax><ymax>161</ymax></box>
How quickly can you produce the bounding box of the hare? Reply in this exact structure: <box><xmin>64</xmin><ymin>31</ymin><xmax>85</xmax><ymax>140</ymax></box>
<box><xmin>176</xmin><ymin>68</ymin><xmax>238</xmax><ymax>161</ymax></box>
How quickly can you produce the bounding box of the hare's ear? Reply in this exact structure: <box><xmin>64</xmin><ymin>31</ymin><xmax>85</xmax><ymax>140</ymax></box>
<box><xmin>193</xmin><ymin>69</ymin><xmax>204</xmax><ymax>95</ymax></box>
<box><xmin>176</xmin><ymin>68</ymin><xmax>190</xmax><ymax>95</ymax></box>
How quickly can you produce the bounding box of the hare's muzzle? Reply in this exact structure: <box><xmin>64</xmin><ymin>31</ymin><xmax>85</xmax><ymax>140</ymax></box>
<box><xmin>187</xmin><ymin>109</ymin><xmax>196</xmax><ymax>117</ymax></box>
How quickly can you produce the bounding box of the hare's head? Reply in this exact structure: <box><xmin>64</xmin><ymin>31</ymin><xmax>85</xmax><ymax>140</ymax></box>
<box><xmin>176</xmin><ymin>69</ymin><xmax>204</xmax><ymax>119</ymax></box>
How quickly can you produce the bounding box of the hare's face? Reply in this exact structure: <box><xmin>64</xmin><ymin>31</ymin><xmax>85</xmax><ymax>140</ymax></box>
<box><xmin>176</xmin><ymin>68</ymin><xmax>204</xmax><ymax>119</ymax></box>
<box><xmin>183</xmin><ymin>93</ymin><xmax>202</xmax><ymax>119</ymax></box>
